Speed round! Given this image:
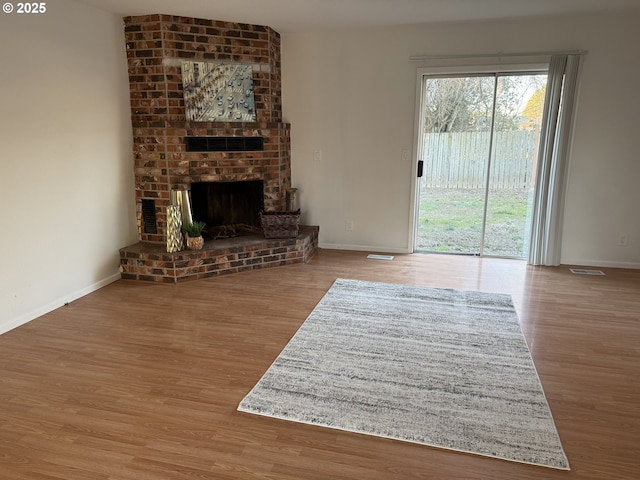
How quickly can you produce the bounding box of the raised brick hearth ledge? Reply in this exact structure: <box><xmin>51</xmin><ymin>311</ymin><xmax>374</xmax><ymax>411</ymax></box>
<box><xmin>120</xmin><ymin>226</ymin><xmax>318</xmax><ymax>283</ymax></box>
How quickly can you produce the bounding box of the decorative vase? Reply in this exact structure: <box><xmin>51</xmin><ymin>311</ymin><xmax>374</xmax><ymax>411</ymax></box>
<box><xmin>170</xmin><ymin>189</ymin><xmax>193</xmax><ymax>225</ymax></box>
<box><xmin>285</xmin><ymin>188</ymin><xmax>298</xmax><ymax>211</ymax></box>
<box><xmin>166</xmin><ymin>204</ymin><xmax>183</xmax><ymax>253</ymax></box>
<box><xmin>186</xmin><ymin>235</ymin><xmax>204</xmax><ymax>250</ymax></box>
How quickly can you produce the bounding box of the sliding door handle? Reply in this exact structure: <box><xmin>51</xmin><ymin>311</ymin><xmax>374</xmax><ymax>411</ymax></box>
<box><xmin>417</xmin><ymin>160</ymin><xmax>424</xmax><ymax>178</ymax></box>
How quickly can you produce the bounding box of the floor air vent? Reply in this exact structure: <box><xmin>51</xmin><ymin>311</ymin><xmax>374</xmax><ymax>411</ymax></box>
<box><xmin>367</xmin><ymin>254</ymin><xmax>395</xmax><ymax>261</ymax></box>
<box><xmin>570</xmin><ymin>268</ymin><xmax>605</xmax><ymax>276</ymax></box>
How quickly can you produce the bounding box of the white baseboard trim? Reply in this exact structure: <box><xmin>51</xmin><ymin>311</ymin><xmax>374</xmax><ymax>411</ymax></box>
<box><xmin>0</xmin><ymin>272</ymin><xmax>122</xmax><ymax>336</ymax></box>
<box><xmin>561</xmin><ymin>258</ymin><xmax>640</xmax><ymax>270</ymax></box>
<box><xmin>319</xmin><ymin>242</ymin><xmax>410</xmax><ymax>255</ymax></box>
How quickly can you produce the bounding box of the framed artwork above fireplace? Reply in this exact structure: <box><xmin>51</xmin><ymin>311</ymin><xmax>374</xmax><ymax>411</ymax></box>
<box><xmin>182</xmin><ymin>61</ymin><xmax>256</xmax><ymax>122</ymax></box>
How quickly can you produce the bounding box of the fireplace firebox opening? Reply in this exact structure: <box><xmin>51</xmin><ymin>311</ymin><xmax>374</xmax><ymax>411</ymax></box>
<box><xmin>190</xmin><ymin>180</ymin><xmax>265</xmax><ymax>239</ymax></box>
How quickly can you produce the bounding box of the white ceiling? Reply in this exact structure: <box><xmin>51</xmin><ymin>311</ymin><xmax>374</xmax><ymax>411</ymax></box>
<box><xmin>76</xmin><ymin>0</ymin><xmax>640</xmax><ymax>33</ymax></box>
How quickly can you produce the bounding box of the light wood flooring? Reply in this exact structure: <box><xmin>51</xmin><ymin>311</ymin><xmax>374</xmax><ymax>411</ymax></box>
<box><xmin>1</xmin><ymin>249</ymin><xmax>638</xmax><ymax>479</ymax></box>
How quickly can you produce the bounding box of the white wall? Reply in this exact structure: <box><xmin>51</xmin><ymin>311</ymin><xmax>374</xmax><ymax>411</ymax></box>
<box><xmin>282</xmin><ymin>11</ymin><xmax>640</xmax><ymax>268</ymax></box>
<box><xmin>0</xmin><ymin>0</ymin><xmax>137</xmax><ymax>333</ymax></box>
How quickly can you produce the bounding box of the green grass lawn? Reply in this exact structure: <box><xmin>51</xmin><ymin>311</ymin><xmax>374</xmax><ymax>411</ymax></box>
<box><xmin>416</xmin><ymin>188</ymin><xmax>534</xmax><ymax>257</ymax></box>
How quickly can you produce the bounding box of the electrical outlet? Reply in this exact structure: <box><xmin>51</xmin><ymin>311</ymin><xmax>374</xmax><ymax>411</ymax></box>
<box><xmin>345</xmin><ymin>219</ymin><xmax>354</xmax><ymax>232</ymax></box>
<box><xmin>618</xmin><ymin>234</ymin><xmax>628</xmax><ymax>246</ymax></box>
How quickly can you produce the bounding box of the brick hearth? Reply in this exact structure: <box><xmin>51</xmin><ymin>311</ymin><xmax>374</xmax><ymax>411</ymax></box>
<box><xmin>120</xmin><ymin>226</ymin><xmax>318</xmax><ymax>283</ymax></box>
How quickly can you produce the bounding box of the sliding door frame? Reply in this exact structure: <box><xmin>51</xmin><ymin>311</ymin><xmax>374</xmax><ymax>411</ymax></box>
<box><xmin>408</xmin><ymin>62</ymin><xmax>548</xmax><ymax>255</ymax></box>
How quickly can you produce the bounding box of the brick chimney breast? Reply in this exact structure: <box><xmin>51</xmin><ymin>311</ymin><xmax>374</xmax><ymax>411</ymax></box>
<box><xmin>124</xmin><ymin>14</ymin><xmax>290</xmax><ymax>243</ymax></box>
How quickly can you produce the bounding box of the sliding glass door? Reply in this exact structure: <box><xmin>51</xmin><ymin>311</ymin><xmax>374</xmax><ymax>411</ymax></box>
<box><xmin>415</xmin><ymin>71</ymin><xmax>547</xmax><ymax>258</ymax></box>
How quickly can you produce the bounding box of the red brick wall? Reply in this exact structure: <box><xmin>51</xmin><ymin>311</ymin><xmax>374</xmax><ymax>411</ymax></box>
<box><xmin>124</xmin><ymin>15</ymin><xmax>290</xmax><ymax>243</ymax></box>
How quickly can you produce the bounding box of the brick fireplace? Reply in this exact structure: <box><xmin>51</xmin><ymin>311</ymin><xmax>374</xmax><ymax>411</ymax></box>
<box><xmin>119</xmin><ymin>14</ymin><xmax>318</xmax><ymax>282</ymax></box>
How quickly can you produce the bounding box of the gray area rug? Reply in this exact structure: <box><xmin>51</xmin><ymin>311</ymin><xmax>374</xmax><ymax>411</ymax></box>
<box><xmin>238</xmin><ymin>278</ymin><xmax>569</xmax><ymax>470</ymax></box>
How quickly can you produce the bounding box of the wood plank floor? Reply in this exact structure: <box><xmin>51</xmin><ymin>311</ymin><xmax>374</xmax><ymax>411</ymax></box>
<box><xmin>1</xmin><ymin>249</ymin><xmax>638</xmax><ymax>479</ymax></box>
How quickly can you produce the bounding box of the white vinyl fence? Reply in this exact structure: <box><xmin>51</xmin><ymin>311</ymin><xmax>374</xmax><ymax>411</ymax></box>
<box><xmin>422</xmin><ymin>131</ymin><xmax>537</xmax><ymax>189</ymax></box>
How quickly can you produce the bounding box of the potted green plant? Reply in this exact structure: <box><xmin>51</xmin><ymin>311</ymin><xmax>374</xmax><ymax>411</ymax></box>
<box><xmin>182</xmin><ymin>221</ymin><xmax>206</xmax><ymax>250</ymax></box>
